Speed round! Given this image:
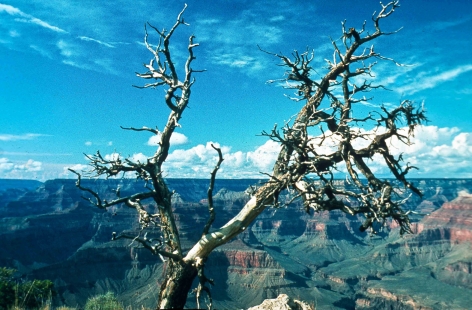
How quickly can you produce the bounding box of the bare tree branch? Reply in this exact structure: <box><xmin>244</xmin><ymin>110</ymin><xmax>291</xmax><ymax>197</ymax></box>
<box><xmin>71</xmin><ymin>2</ymin><xmax>426</xmax><ymax>308</ymax></box>
<box><xmin>120</xmin><ymin>126</ymin><xmax>159</xmax><ymax>135</ymax></box>
<box><xmin>112</xmin><ymin>232</ymin><xmax>181</xmax><ymax>260</ymax></box>
<box><xmin>202</xmin><ymin>145</ymin><xmax>224</xmax><ymax>236</ymax></box>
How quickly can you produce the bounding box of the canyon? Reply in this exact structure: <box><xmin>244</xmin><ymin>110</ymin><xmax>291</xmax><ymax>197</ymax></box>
<box><xmin>0</xmin><ymin>178</ymin><xmax>471</xmax><ymax>309</ymax></box>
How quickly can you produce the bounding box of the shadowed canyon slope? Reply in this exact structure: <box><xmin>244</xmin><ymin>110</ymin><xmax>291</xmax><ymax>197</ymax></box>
<box><xmin>1</xmin><ymin>178</ymin><xmax>472</xmax><ymax>309</ymax></box>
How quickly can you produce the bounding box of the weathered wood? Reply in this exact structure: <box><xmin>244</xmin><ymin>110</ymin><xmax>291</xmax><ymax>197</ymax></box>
<box><xmin>72</xmin><ymin>2</ymin><xmax>427</xmax><ymax>308</ymax></box>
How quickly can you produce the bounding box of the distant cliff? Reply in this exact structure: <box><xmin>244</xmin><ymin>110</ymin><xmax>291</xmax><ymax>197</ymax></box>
<box><xmin>1</xmin><ymin>178</ymin><xmax>471</xmax><ymax>309</ymax></box>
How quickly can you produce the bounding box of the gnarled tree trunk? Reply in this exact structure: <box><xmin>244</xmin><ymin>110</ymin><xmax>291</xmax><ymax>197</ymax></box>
<box><xmin>72</xmin><ymin>2</ymin><xmax>428</xmax><ymax>309</ymax></box>
<box><xmin>157</xmin><ymin>260</ymin><xmax>198</xmax><ymax>309</ymax></box>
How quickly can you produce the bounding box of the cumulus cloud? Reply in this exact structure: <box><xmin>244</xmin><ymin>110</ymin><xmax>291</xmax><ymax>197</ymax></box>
<box><xmin>14</xmin><ymin>159</ymin><xmax>42</xmax><ymax>172</ymax></box>
<box><xmin>246</xmin><ymin>140</ymin><xmax>281</xmax><ymax>171</ymax></box>
<box><xmin>65</xmin><ymin>163</ymin><xmax>88</xmax><ymax>172</ymax></box>
<box><xmin>60</xmin><ymin>164</ymin><xmax>89</xmax><ymax>179</ymax></box>
<box><xmin>405</xmin><ymin>127</ymin><xmax>472</xmax><ymax>177</ymax></box>
<box><xmin>164</xmin><ymin>142</ymin><xmax>236</xmax><ymax>178</ymax></box>
<box><xmin>194</xmin><ymin>124</ymin><xmax>457</xmax><ymax>179</ymax></box>
<box><xmin>145</xmin><ymin>126</ymin><xmax>471</xmax><ymax>179</ymax></box>
<box><xmin>6</xmin><ymin>126</ymin><xmax>471</xmax><ymax>180</ymax></box>
<box><xmin>167</xmin><ymin>142</ymin><xmax>225</xmax><ymax>164</ymax></box>
<box><xmin>160</xmin><ymin>140</ymin><xmax>280</xmax><ymax>178</ymax></box>
<box><xmin>129</xmin><ymin>153</ymin><xmax>148</xmax><ymax>164</ymax></box>
<box><xmin>347</xmin><ymin>125</ymin><xmax>472</xmax><ymax>178</ymax></box>
<box><xmin>0</xmin><ymin>157</ymin><xmax>43</xmax><ymax>178</ymax></box>
<box><xmin>0</xmin><ymin>158</ymin><xmax>14</xmax><ymax>171</ymax></box>
<box><xmin>103</xmin><ymin>152</ymin><xmax>120</xmax><ymax>161</ymax></box>
<box><xmin>147</xmin><ymin>132</ymin><xmax>189</xmax><ymax>146</ymax></box>
<box><xmin>102</xmin><ymin>152</ymin><xmax>149</xmax><ymax>165</ymax></box>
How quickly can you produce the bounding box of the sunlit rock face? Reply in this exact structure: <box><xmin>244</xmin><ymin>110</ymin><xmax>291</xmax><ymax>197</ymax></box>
<box><xmin>352</xmin><ymin>191</ymin><xmax>472</xmax><ymax>310</ymax></box>
<box><xmin>248</xmin><ymin>293</ymin><xmax>313</xmax><ymax>310</ymax></box>
<box><xmin>0</xmin><ymin>178</ymin><xmax>472</xmax><ymax>309</ymax></box>
<box><xmin>416</xmin><ymin>193</ymin><xmax>472</xmax><ymax>243</ymax></box>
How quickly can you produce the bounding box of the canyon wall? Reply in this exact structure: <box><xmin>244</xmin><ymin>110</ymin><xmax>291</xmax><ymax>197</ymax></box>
<box><xmin>0</xmin><ymin>178</ymin><xmax>471</xmax><ymax>309</ymax></box>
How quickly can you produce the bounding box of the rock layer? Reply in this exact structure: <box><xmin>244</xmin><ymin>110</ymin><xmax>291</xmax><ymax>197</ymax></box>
<box><xmin>1</xmin><ymin>178</ymin><xmax>472</xmax><ymax>308</ymax></box>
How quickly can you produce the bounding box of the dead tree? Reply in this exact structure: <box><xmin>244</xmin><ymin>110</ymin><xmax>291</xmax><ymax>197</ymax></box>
<box><xmin>70</xmin><ymin>1</ymin><xmax>426</xmax><ymax>309</ymax></box>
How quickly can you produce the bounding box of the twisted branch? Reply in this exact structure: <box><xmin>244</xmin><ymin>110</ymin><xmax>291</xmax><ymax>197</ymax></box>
<box><xmin>202</xmin><ymin>145</ymin><xmax>224</xmax><ymax>236</ymax></box>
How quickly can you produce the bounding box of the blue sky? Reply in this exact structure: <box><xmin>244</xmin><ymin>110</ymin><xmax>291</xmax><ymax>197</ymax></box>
<box><xmin>1</xmin><ymin>0</ymin><xmax>472</xmax><ymax>180</ymax></box>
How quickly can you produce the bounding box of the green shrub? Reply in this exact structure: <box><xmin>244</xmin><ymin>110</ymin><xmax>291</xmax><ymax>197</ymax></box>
<box><xmin>0</xmin><ymin>267</ymin><xmax>17</xmax><ymax>310</ymax></box>
<box><xmin>19</xmin><ymin>279</ymin><xmax>55</xmax><ymax>309</ymax></box>
<box><xmin>84</xmin><ymin>292</ymin><xmax>123</xmax><ymax>310</ymax></box>
<box><xmin>0</xmin><ymin>267</ymin><xmax>55</xmax><ymax>310</ymax></box>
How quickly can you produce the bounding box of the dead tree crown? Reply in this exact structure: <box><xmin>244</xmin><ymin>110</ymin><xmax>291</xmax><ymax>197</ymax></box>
<box><xmin>69</xmin><ymin>1</ymin><xmax>426</xmax><ymax>308</ymax></box>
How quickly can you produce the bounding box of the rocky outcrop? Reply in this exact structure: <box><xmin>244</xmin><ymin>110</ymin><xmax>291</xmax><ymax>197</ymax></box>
<box><xmin>350</xmin><ymin>192</ymin><xmax>472</xmax><ymax>309</ymax></box>
<box><xmin>248</xmin><ymin>294</ymin><xmax>313</xmax><ymax>310</ymax></box>
<box><xmin>416</xmin><ymin>193</ymin><xmax>472</xmax><ymax>243</ymax></box>
<box><xmin>355</xmin><ymin>265</ymin><xmax>472</xmax><ymax>310</ymax></box>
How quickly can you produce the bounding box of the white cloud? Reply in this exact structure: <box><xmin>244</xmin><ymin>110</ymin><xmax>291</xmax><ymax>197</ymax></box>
<box><xmin>195</xmin><ymin>8</ymin><xmax>283</xmax><ymax>75</ymax></box>
<box><xmin>14</xmin><ymin>159</ymin><xmax>42</xmax><ymax>172</ymax></box>
<box><xmin>160</xmin><ymin>140</ymin><xmax>280</xmax><ymax>178</ymax></box>
<box><xmin>129</xmin><ymin>153</ymin><xmax>148</xmax><ymax>164</ymax></box>
<box><xmin>163</xmin><ymin>142</ymin><xmax>230</xmax><ymax>178</ymax></box>
<box><xmin>30</xmin><ymin>44</ymin><xmax>52</xmax><ymax>58</ymax></box>
<box><xmin>387</xmin><ymin>126</ymin><xmax>461</xmax><ymax>156</ymax></box>
<box><xmin>57</xmin><ymin>39</ymin><xmax>74</xmax><ymax>57</ymax></box>
<box><xmin>167</xmin><ymin>142</ymin><xmax>220</xmax><ymax>163</ymax></box>
<box><xmin>0</xmin><ymin>133</ymin><xmax>47</xmax><ymax>141</ymax></box>
<box><xmin>78</xmin><ymin>36</ymin><xmax>115</xmax><ymax>48</ymax></box>
<box><xmin>246</xmin><ymin>140</ymin><xmax>281</xmax><ymax>171</ymax></box>
<box><xmin>104</xmin><ymin>152</ymin><xmax>120</xmax><ymax>161</ymax></box>
<box><xmin>0</xmin><ymin>157</ymin><xmax>43</xmax><ymax>178</ymax></box>
<box><xmin>0</xmin><ymin>3</ymin><xmax>66</xmax><ymax>33</ymax></box>
<box><xmin>85</xmin><ymin>141</ymin><xmax>92</xmax><ymax>146</ymax></box>
<box><xmin>0</xmin><ymin>158</ymin><xmax>14</xmax><ymax>172</ymax></box>
<box><xmin>2</xmin><ymin>125</ymin><xmax>471</xmax><ymax>180</ymax></box>
<box><xmin>60</xmin><ymin>164</ymin><xmax>89</xmax><ymax>179</ymax></box>
<box><xmin>350</xmin><ymin>125</ymin><xmax>472</xmax><ymax>178</ymax></box>
<box><xmin>147</xmin><ymin>132</ymin><xmax>189</xmax><ymax>146</ymax></box>
<box><xmin>102</xmin><ymin>152</ymin><xmax>149</xmax><ymax>165</ymax></box>
<box><xmin>65</xmin><ymin>163</ymin><xmax>88</xmax><ymax>172</ymax></box>
<box><xmin>141</xmin><ymin>126</ymin><xmax>472</xmax><ymax>179</ymax></box>
<box><xmin>0</xmin><ymin>3</ymin><xmax>20</xmax><ymax>15</ymax></box>
<box><xmin>262</xmin><ymin>125</ymin><xmax>472</xmax><ymax>179</ymax></box>
<box><xmin>396</xmin><ymin>64</ymin><xmax>472</xmax><ymax>95</ymax></box>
